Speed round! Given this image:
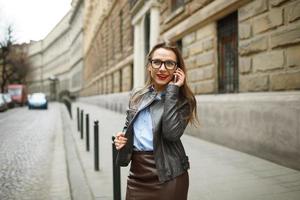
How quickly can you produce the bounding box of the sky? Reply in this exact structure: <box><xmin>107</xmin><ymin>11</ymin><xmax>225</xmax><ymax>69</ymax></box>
<box><xmin>0</xmin><ymin>0</ymin><xmax>72</xmax><ymax>44</ymax></box>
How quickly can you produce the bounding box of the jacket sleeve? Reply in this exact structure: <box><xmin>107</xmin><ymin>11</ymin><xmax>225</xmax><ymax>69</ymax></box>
<box><xmin>116</xmin><ymin>103</ymin><xmax>132</xmax><ymax>167</ymax></box>
<box><xmin>122</xmin><ymin>88</ymin><xmax>139</xmax><ymax>133</ymax></box>
<box><xmin>117</xmin><ymin>89</ymin><xmax>138</xmax><ymax>167</ymax></box>
<box><xmin>122</xmin><ymin>107</ymin><xmax>130</xmax><ymax>133</ymax></box>
<box><xmin>161</xmin><ymin>84</ymin><xmax>190</xmax><ymax>141</ymax></box>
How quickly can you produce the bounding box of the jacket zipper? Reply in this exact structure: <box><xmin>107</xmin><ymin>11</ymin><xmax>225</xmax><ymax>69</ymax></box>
<box><xmin>126</xmin><ymin>91</ymin><xmax>157</xmax><ymax>154</ymax></box>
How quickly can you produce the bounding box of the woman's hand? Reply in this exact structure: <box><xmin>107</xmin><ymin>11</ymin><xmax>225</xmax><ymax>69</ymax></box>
<box><xmin>171</xmin><ymin>68</ymin><xmax>185</xmax><ymax>87</ymax></box>
<box><xmin>114</xmin><ymin>132</ymin><xmax>128</xmax><ymax>150</ymax></box>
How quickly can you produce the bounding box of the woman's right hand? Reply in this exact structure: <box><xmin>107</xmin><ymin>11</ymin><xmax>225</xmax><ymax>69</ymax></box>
<box><xmin>114</xmin><ymin>132</ymin><xmax>128</xmax><ymax>150</ymax></box>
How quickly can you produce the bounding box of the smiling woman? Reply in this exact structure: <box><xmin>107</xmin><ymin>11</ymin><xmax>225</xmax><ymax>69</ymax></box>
<box><xmin>114</xmin><ymin>42</ymin><xmax>199</xmax><ymax>200</ymax></box>
<box><xmin>0</xmin><ymin>0</ymin><xmax>71</xmax><ymax>43</ymax></box>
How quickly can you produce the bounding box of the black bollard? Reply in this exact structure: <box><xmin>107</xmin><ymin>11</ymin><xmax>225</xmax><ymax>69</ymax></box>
<box><xmin>112</xmin><ymin>136</ymin><xmax>121</xmax><ymax>200</ymax></box>
<box><xmin>69</xmin><ymin>101</ymin><xmax>72</xmax><ymax>119</ymax></box>
<box><xmin>77</xmin><ymin>107</ymin><xmax>80</xmax><ymax>131</ymax></box>
<box><xmin>94</xmin><ymin>120</ymin><xmax>99</xmax><ymax>171</ymax></box>
<box><xmin>80</xmin><ymin>110</ymin><xmax>84</xmax><ymax>139</ymax></box>
<box><xmin>86</xmin><ymin>114</ymin><xmax>90</xmax><ymax>151</ymax></box>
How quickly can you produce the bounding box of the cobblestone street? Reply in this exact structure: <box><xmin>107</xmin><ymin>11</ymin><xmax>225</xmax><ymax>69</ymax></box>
<box><xmin>0</xmin><ymin>103</ymin><xmax>70</xmax><ymax>200</ymax></box>
<box><xmin>0</xmin><ymin>102</ymin><xmax>300</xmax><ymax>200</ymax></box>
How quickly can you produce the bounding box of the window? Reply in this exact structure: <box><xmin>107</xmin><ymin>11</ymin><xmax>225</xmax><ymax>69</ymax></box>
<box><xmin>171</xmin><ymin>0</ymin><xmax>184</xmax><ymax>12</ymax></box>
<box><xmin>130</xmin><ymin>64</ymin><xmax>134</xmax><ymax>90</ymax></box>
<box><xmin>217</xmin><ymin>12</ymin><xmax>238</xmax><ymax>93</ymax></box>
<box><xmin>111</xmin><ymin>20</ymin><xmax>115</xmax><ymax>58</ymax></box>
<box><xmin>131</xmin><ymin>25</ymin><xmax>134</xmax><ymax>46</ymax></box>
<box><xmin>144</xmin><ymin>11</ymin><xmax>150</xmax><ymax>57</ymax></box>
<box><xmin>119</xmin><ymin>10</ymin><xmax>123</xmax><ymax>52</ymax></box>
<box><xmin>176</xmin><ymin>39</ymin><xmax>182</xmax><ymax>53</ymax></box>
<box><xmin>144</xmin><ymin>11</ymin><xmax>151</xmax><ymax>83</ymax></box>
<box><xmin>119</xmin><ymin>69</ymin><xmax>123</xmax><ymax>92</ymax></box>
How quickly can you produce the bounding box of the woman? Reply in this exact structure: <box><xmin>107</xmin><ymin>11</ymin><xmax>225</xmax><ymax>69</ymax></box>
<box><xmin>114</xmin><ymin>42</ymin><xmax>198</xmax><ymax>200</ymax></box>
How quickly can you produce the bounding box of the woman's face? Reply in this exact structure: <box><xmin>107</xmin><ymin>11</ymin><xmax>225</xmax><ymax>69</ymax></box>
<box><xmin>148</xmin><ymin>48</ymin><xmax>177</xmax><ymax>91</ymax></box>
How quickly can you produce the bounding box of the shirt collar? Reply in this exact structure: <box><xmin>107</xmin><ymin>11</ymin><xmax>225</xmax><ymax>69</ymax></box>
<box><xmin>149</xmin><ymin>85</ymin><xmax>166</xmax><ymax>100</ymax></box>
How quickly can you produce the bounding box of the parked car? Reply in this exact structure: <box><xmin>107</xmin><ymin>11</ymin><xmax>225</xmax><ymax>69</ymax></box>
<box><xmin>3</xmin><ymin>93</ymin><xmax>14</xmax><ymax>108</ymax></box>
<box><xmin>7</xmin><ymin>84</ymin><xmax>28</xmax><ymax>106</ymax></box>
<box><xmin>0</xmin><ymin>93</ymin><xmax>8</xmax><ymax>112</ymax></box>
<box><xmin>28</xmin><ymin>93</ymin><xmax>48</xmax><ymax>109</ymax></box>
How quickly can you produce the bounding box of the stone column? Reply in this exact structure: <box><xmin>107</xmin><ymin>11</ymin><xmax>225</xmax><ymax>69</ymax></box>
<box><xmin>150</xmin><ymin>5</ymin><xmax>160</xmax><ymax>49</ymax></box>
<box><xmin>133</xmin><ymin>20</ymin><xmax>145</xmax><ymax>88</ymax></box>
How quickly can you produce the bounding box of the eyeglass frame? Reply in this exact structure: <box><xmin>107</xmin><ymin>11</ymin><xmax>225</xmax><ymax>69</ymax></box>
<box><xmin>148</xmin><ymin>59</ymin><xmax>178</xmax><ymax>71</ymax></box>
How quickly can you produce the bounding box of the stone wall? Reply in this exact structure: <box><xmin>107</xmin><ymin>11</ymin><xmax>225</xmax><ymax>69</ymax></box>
<box><xmin>26</xmin><ymin>0</ymin><xmax>84</xmax><ymax>98</ymax></box>
<box><xmin>83</xmin><ymin>0</ymin><xmax>111</xmax><ymax>55</ymax></box>
<box><xmin>157</xmin><ymin>0</ymin><xmax>300</xmax><ymax>94</ymax></box>
<box><xmin>187</xmin><ymin>91</ymin><xmax>300</xmax><ymax>170</ymax></box>
<box><xmin>78</xmin><ymin>90</ymin><xmax>300</xmax><ymax>171</ymax></box>
<box><xmin>239</xmin><ymin>0</ymin><xmax>300</xmax><ymax>92</ymax></box>
<box><xmin>83</xmin><ymin>0</ymin><xmax>300</xmax><ymax>96</ymax></box>
<box><xmin>79</xmin><ymin>0</ymin><xmax>300</xmax><ymax>172</ymax></box>
<box><xmin>183</xmin><ymin>23</ymin><xmax>217</xmax><ymax>94</ymax></box>
<box><xmin>83</xmin><ymin>0</ymin><xmax>133</xmax><ymax>96</ymax></box>
<box><xmin>160</xmin><ymin>0</ymin><xmax>214</xmax><ymax>34</ymax></box>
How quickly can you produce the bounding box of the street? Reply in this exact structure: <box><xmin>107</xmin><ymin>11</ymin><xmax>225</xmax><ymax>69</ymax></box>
<box><xmin>1</xmin><ymin>102</ymin><xmax>300</xmax><ymax>200</ymax></box>
<box><xmin>0</xmin><ymin>104</ymin><xmax>70</xmax><ymax>200</ymax></box>
<box><xmin>72</xmin><ymin>101</ymin><xmax>300</xmax><ymax>200</ymax></box>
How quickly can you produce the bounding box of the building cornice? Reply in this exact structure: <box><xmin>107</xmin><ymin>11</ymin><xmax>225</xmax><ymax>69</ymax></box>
<box><xmin>70</xmin><ymin>0</ymin><xmax>84</xmax><ymax>23</ymax></box>
<box><xmin>43</xmin><ymin>49</ymin><xmax>69</xmax><ymax>68</ymax></box>
<box><xmin>131</xmin><ymin>0</ymin><xmax>160</xmax><ymax>25</ymax></box>
<box><xmin>42</xmin><ymin>27</ymin><xmax>70</xmax><ymax>52</ymax></box>
<box><xmin>43</xmin><ymin>12</ymin><xmax>71</xmax><ymax>47</ymax></box>
<box><xmin>70</xmin><ymin>28</ymin><xmax>83</xmax><ymax>47</ymax></box>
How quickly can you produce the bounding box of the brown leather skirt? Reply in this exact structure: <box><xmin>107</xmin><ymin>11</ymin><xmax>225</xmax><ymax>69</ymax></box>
<box><xmin>126</xmin><ymin>151</ymin><xmax>189</xmax><ymax>200</ymax></box>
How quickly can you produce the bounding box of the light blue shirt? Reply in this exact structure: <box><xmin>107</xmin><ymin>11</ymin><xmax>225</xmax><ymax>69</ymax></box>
<box><xmin>133</xmin><ymin>92</ymin><xmax>164</xmax><ymax>151</ymax></box>
<box><xmin>133</xmin><ymin>107</ymin><xmax>153</xmax><ymax>151</ymax></box>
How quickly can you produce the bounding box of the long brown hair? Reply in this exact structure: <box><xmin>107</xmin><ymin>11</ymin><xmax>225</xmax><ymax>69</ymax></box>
<box><xmin>143</xmin><ymin>42</ymin><xmax>199</xmax><ymax>125</ymax></box>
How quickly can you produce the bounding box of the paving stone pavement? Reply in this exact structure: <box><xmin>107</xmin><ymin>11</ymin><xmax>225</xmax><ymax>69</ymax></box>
<box><xmin>64</xmin><ymin>101</ymin><xmax>300</xmax><ymax>200</ymax></box>
<box><xmin>0</xmin><ymin>103</ymin><xmax>70</xmax><ymax>200</ymax></box>
<box><xmin>49</xmin><ymin>104</ymin><xmax>71</xmax><ymax>200</ymax></box>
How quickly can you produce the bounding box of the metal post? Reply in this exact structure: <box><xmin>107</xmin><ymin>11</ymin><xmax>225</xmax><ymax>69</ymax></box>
<box><xmin>68</xmin><ymin>100</ymin><xmax>72</xmax><ymax>119</ymax></box>
<box><xmin>112</xmin><ymin>136</ymin><xmax>121</xmax><ymax>200</ymax></box>
<box><xmin>94</xmin><ymin>120</ymin><xmax>99</xmax><ymax>171</ymax></box>
<box><xmin>77</xmin><ymin>107</ymin><xmax>80</xmax><ymax>131</ymax></box>
<box><xmin>80</xmin><ymin>110</ymin><xmax>84</xmax><ymax>139</ymax></box>
<box><xmin>86</xmin><ymin>114</ymin><xmax>90</xmax><ymax>151</ymax></box>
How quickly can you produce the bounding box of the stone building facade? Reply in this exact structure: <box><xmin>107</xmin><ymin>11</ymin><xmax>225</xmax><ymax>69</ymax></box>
<box><xmin>25</xmin><ymin>40</ymin><xmax>43</xmax><ymax>92</ymax></box>
<box><xmin>239</xmin><ymin>0</ymin><xmax>300</xmax><ymax>92</ymax></box>
<box><xmin>82</xmin><ymin>0</ymin><xmax>133</xmax><ymax>96</ymax></box>
<box><xmin>26</xmin><ymin>0</ymin><xmax>84</xmax><ymax>99</ymax></box>
<box><xmin>81</xmin><ymin>0</ymin><xmax>300</xmax><ymax>170</ymax></box>
<box><xmin>25</xmin><ymin>0</ymin><xmax>300</xmax><ymax>170</ymax></box>
<box><xmin>82</xmin><ymin>0</ymin><xmax>300</xmax><ymax>96</ymax></box>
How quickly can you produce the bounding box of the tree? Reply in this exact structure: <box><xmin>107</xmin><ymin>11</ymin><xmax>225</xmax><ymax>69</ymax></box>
<box><xmin>0</xmin><ymin>25</ymin><xmax>30</xmax><ymax>92</ymax></box>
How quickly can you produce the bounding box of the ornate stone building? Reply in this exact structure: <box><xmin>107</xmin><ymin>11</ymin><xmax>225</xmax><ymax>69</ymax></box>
<box><xmin>81</xmin><ymin>0</ymin><xmax>300</xmax><ymax>170</ymax></box>
<box><xmin>26</xmin><ymin>0</ymin><xmax>300</xmax><ymax>170</ymax></box>
<box><xmin>83</xmin><ymin>0</ymin><xmax>300</xmax><ymax>96</ymax></box>
<box><xmin>26</xmin><ymin>0</ymin><xmax>84</xmax><ymax>99</ymax></box>
<box><xmin>82</xmin><ymin>0</ymin><xmax>133</xmax><ymax>96</ymax></box>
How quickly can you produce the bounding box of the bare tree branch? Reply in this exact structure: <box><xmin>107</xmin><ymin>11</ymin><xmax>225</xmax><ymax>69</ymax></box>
<box><xmin>0</xmin><ymin>25</ymin><xmax>30</xmax><ymax>92</ymax></box>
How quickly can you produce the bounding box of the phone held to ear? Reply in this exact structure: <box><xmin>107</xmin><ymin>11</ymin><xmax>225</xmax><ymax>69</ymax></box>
<box><xmin>173</xmin><ymin>74</ymin><xmax>177</xmax><ymax>83</ymax></box>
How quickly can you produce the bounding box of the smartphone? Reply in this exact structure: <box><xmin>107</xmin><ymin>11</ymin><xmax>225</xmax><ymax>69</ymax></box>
<box><xmin>173</xmin><ymin>67</ymin><xmax>178</xmax><ymax>82</ymax></box>
<box><xmin>173</xmin><ymin>74</ymin><xmax>177</xmax><ymax>82</ymax></box>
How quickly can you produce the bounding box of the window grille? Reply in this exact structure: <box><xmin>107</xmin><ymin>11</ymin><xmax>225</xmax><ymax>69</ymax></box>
<box><xmin>217</xmin><ymin>12</ymin><xmax>238</xmax><ymax>93</ymax></box>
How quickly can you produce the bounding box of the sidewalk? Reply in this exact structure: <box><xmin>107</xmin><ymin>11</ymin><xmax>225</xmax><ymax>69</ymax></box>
<box><xmin>63</xmin><ymin>102</ymin><xmax>300</xmax><ymax>200</ymax></box>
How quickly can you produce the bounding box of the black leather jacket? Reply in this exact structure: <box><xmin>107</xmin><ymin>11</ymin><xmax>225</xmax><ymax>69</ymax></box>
<box><xmin>116</xmin><ymin>84</ymin><xmax>190</xmax><ymax>183</ymax></box>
